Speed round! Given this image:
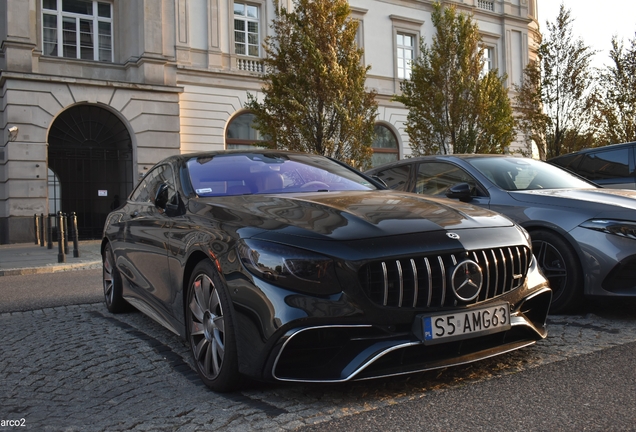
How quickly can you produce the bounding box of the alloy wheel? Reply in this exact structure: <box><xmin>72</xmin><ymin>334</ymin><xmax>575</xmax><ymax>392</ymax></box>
<box><xmin>189</xmin><ymin>274</ymin><xmax>226</xmax><ymax>380</ymax></box>
<box><xmin>103</xmin><ymin>247</ymin><xmax>115</xmax><ymax>306</ymax></box>
<box><xmin>532</xmin><ymin>239</ymin><xmax>568</xmax><ymax>298</ymax></box>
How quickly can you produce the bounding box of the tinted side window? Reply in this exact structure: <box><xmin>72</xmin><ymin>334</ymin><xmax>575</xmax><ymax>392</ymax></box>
<box><xmin>577</xmin><ymin>148</ymin><xmax>632</xmax><ymax>181</ymax></box>
<box><xmin>130</xmin><ymin>165</ymin><xmax>174</xmax><ymax>203</ymax></box>
<box><xmin>372</xmin><ymin>165</ymin><xmax>412</xmax><ymax>190</ymax></box>
<box><xmin>550</xmin><ymin>154</ymin><xmax>582</xmax><ymax>170</ymax></box>
<box><xmin>416</xmin><ymin>162</ymin><xmax>479</xmax><ymax>196</ymax></box>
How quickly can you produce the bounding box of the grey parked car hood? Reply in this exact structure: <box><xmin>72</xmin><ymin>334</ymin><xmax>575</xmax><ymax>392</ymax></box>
<box><xmin>509</xmin><ymin>188</ymin><xmax>636</xmax><ymax>218</ymax></box>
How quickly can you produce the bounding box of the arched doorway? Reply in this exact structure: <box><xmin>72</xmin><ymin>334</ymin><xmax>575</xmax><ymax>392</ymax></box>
<box><xmin>48</xmin><ymin>104</ymin><xmax>133</xmax><ymax>239</ymax></box>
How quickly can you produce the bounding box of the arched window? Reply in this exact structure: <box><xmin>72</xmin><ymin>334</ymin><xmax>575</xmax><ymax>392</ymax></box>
<box><xmin>226</xmin><ymin>113</ymin><xmax>268</xmax><ymax>149</ymax></box>
<box><xmin>371</xmin><ymin>124</ymin><xmax>399</xmax><ymax>167</ymax></box>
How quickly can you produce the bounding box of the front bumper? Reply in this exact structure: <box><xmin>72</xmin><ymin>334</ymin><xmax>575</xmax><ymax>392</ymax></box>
<box><xmin>267</xmin><ymin>287</ymin><xmax>551</xmax><ymax>382</ymax></box>
<box><xmin>226</xmin><ymin>232</ymin><xmax>551</xmax><ymax>383</ymax></box>
<box><xmin>571</xmin><ymin>226</ymin><xmax>636</xmax><ymax>296</ymax></box>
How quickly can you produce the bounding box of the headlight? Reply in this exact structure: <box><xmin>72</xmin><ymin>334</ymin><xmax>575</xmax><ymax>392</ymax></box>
<box><xmin>237</xmin><ymin>239</ymin><xmax>341</xmax><ymax>295</ymax></box>
<box><xmin>580</xmin><ymin>219</ymin><xmax>636</xmax><ymax>240</ymax></box>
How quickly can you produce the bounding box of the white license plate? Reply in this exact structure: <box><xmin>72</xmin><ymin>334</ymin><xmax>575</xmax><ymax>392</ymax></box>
<box><xmin>421</xmin><ymin>303</ymin><xmax>511</xmax><ymax>345</ymax></box>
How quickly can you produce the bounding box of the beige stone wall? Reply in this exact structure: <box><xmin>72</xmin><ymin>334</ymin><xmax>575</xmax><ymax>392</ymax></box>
<box><xmin>0</xmin><ymin>0</ymin><xmax>183</xmax><ymax>243</ymax></box>
<box><xmin>0</xmin><ymin>75</ymin><xmax>181</xmax><ymax>243</ymax></box>
<box><xmin>0</xmin><ymin>0</ymin><xmax>539</xmax><ymax>242</ymax></box>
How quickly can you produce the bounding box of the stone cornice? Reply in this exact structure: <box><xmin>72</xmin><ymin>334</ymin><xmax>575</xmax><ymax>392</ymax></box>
<box><xmin>0</xmin><ymin>72</ymin><xmax>183</xmax><ymax>93</ymax></box>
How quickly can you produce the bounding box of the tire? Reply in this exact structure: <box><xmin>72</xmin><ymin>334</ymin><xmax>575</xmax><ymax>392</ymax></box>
<box><xmin>530</xmin><ymin>229</ymin><xmax>583</xmax><ymax>314</ymax></box>
<box><xmin>102</xmin><ymin>242</ymin><xmax>129</xmax><ymax>313</ymax></box>
<box><xmin>186</xmin><ymin>260</ymin><xmax>242</xmax><ymax>392</ymax></box>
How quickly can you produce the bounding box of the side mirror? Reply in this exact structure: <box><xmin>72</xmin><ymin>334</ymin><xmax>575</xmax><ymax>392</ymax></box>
<box><xmin>155</xmin><ymin>183</ymin><xmax>184</xmax><ymax>217</ymax></box>
<box><xmin>446</xmin><ymin>183</ymin><xmax>473</xmax><ymax>202</ymax></box>
<box><xmin>154</xmin><ymin>183</ymin><xmax>171</xmax><ymax>210</ymax></box>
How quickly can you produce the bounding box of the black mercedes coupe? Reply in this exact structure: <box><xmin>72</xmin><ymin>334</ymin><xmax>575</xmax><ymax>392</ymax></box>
<box><xmin>102</xmin><ymin>150</ymin><xmax>551</xmax><ymax>392</ymax></box>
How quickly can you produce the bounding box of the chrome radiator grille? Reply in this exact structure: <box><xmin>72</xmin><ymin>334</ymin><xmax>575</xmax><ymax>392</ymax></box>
<box><xmin>358</xmin><ymin>246</ymin><xmax>531</xmax><ymax>308</ymax></box>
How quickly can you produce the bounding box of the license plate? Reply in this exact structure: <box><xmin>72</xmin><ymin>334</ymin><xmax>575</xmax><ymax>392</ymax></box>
<box><xmin>420</xmin><ymin>303</ymin><xmax>511</xmax><ymax>345</ymax></box>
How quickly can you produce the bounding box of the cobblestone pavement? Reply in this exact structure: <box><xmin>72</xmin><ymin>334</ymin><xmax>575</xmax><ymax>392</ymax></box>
<box><xmin>1</xmin><ymin>302</ymin><xmax>636</xmax><ymax>431</ymax></box>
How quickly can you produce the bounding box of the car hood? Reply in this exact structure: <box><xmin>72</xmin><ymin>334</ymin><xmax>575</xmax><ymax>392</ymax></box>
<box><xmin>510</xmin><ymin>188</ymin><xmax>636</xmax><ymax>215</ymax></box>
<box><xmin>193</xmin><ymin>190</ymin><xmax>514</xmax><ymax>241</ymax></box>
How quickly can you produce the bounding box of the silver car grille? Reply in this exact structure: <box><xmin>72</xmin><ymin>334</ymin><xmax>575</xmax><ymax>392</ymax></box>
<box><xmin>358</xmin><ymin>246</ymin><xmax>531</xmax><ymax>308</ymax></box>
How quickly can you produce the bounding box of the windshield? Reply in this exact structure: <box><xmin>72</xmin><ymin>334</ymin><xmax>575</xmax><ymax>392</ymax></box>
<box><xmin>186</xmin><ymin>153</ymin><xmax>378</xmax><ymax>197</ymax></box>
<box><xmin>468</xmin><ymin>157</ymin><xmax>595</xmax><ymax>191</ymax></box>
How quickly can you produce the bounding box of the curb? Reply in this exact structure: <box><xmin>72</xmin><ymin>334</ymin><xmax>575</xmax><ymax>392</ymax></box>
<box><xmin>0</xmin><ymin>261</ymin><xmax>102</xmax><ymax>277</ymax></box>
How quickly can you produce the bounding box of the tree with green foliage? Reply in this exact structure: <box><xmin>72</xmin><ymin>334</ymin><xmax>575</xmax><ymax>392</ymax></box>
<box><xmin>394</xmin><ymin>2</ymin><xmax>514</xmax><ymax>156</ymax></box>
<box><xmin>244</xmin><ymin>0</ymin><xmax>378</xmax><ymax>169</ymax></box>
<box><xmin>590</xmin><ymin>33</ymin><xmax>636</xmax><ymax>145</ymax></box>
<box><xmin>514</xmin><ymin>60</ymin><xmax>550</xmax><ymax>160</ymax></box>
<box><xmin>515</xmin><ymin>4</ymin><xmax>595</xmax><ymax>160</ymax></box>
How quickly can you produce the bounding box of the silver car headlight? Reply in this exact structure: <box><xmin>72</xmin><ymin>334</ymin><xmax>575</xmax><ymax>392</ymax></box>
<box><xmin>580</xmin><ymin>219</ymin><xmax>636</xmax><ymax>240</ymax></box>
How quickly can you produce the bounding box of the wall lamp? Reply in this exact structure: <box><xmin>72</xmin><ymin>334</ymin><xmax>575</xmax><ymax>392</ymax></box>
<box><xmin>8</xmin><ymin>126</ymin><xmax>18</xmax><ymax>142</ymax></box>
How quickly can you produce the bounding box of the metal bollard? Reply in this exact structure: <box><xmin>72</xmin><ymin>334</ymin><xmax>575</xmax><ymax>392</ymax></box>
<box><xmin>47</xmin><ymin>214</ymin><xmax>53</xmax><ymax>249</ymax></box>
<box><xmin>34</xmin><ymin>214</ymin><xmax>40</xmax><ymax>245</ymax></box>
<box><xmin>63</xmin><ymin>213</ymin><xmax>69</xmax><ymax>254</ymax></box>
<box><xmin>57</xmin><ymin>211</ymin><xmax>66</xmax><ymax>263</ymax></box>
<box><xmin>71</xmin><ymin>212</ymin><xmax>80</xmax><ymax>258</ymax></box>
<box><xmin>40</xmin><ymin>213</ymin><xmax>46</xmax><ymax>247</ymax></box>
<box><xmin>41</xmin><ymin>214</ymin><xmax>47</xmax><ymax>247</ymax></box>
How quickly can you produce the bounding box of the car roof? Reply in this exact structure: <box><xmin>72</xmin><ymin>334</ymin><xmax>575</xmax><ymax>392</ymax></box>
<box><xmin>367</xmin><ymin>154</ymin><xmax>529</xmax><ymax>171</ymax></box>
<box><xmin>411</xmin><ymin>154</ymin><xmax>518</xmax><ymax>160</ymax></box>
<box><xmin>548</xmin><ymin>141</ymin><xmax>636</xmax><ymax>161</ymax></box>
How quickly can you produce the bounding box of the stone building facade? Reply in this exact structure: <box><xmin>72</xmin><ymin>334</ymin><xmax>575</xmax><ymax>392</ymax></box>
<box><xmin>0</xmin><ymin>0</ymin><xmax>539</xmax><ymax>243</ymax></box>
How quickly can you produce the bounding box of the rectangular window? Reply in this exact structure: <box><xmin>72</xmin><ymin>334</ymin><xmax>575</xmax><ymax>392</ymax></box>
<box><xmin>354</xmin><ymin>20</ymin><xmax>363</xmax><ymax>49</ymax></box>
<box><xmin>43</xmin><ymin>13</ymin><xmax>58</xmax><ymax>56</ymax></box>
<box><xmin>416</xmin><ymin>163</ymin><xmax>477</xmax><ymax>196</ymax></box>
<box><xmin>62</xmin><ymin>16</ymin><xmax>77</xmax><ymax>58</ymax></box>
<box><xmin>482</xmin><ymin>47</ymin><xmax>493</xmax><ymax>75</ymax></box>
<box><xmin>98</xmin><ymin>21</ymin><xmax>112</xmax><ymax>61</ymax></box>
<box><xmin>396</xmin><ymin>33</ymin><xmax>414</xmax><ymax>80</ymax></box>
<box><xmin>42</xmin><ymin>0</ymin><xmax>113</xmax><ymax>62</ymax></box>
<box><xmin>234</xmin><ymin>2</ymin><xmax>260</xmax><ymax>57</ymax></box>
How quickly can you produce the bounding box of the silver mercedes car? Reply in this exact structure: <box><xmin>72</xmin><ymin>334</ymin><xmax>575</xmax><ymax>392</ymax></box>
<box><xmin>367</xmin><ymin>155</ymin><xmax>636</xmax><ymax>314</ymax></box>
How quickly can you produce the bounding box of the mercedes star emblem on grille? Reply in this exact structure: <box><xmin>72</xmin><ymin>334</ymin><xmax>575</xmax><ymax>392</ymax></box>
<box><xmin>451</xmin><ymin>260</ymin><xmax>483</xmax><ymax>301</ymax></box>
